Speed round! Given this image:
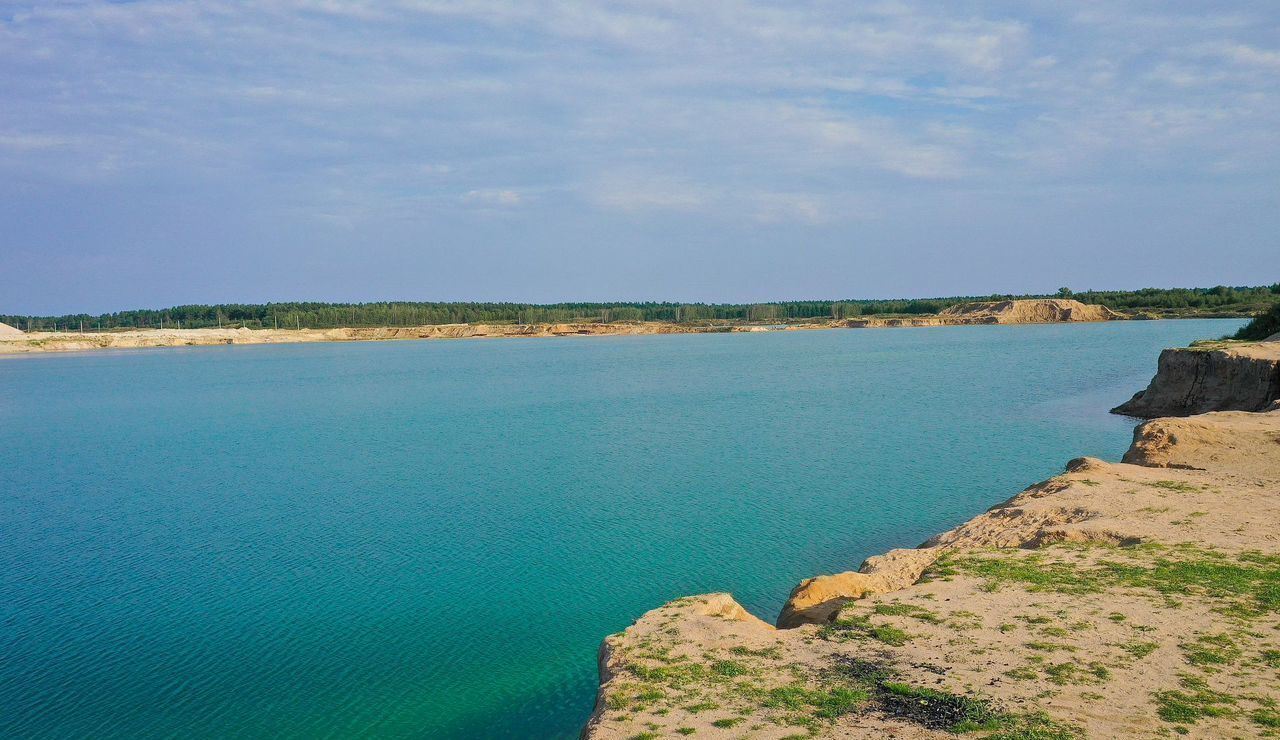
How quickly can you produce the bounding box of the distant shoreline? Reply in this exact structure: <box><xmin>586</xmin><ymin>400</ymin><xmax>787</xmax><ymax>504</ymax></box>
<box><xmin>0</xmin><ymin>299</ymin><xmax>1246</xmax><ymax>356</ymax></box>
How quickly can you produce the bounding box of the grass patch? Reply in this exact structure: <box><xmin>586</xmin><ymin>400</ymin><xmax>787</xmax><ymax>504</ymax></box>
<box><xmin>1044</xmin><ymin>661</ymin><xmax>1110</xmax><ymax>685</ymax></box>
<box><xmin>762</xmin><ymin>684</ymin><xmax>869</xmax><ymax>720</ymax></box>
<box><xmin>819</xmin><ymin>612</ymin><xmax>913</xmax><ymax>646</ymax></box>
<box><xmin>728</xmin><ymin>644</ymin><xmax>783</xmax><ymax>660</ymax></box>
<box><xmin>1180</xmin><ymin>633</ymin><xmax>1241</xmax><ymax>668</ymax></box>
<box><xmin>1254</xmin><ymin>708</ymin><xmax>1280</xmax><ymax>729</ymax></box>
<box><xmin>950</xmin><ymin>545</ymin><xmax>1280</xmax><ymax>619</ymax></box>
<box><xmin>1154</xmin><ymin>676</ymin><xmax>1237</xmax><ymax>724</ymax></box>
<box><xmin>1120</xmin><ymin>641</ymin><xmax>1159</xmax><ymax>659</ymax></box>
<box><xmin>710</xmin><ymin>660</ymin><xmax>750</xmax><ymax>677</ymax></box>
<box><xmin>872</xmin><ymin>602</ymin><xmax>942</xmax><ymax>623</ymax></box>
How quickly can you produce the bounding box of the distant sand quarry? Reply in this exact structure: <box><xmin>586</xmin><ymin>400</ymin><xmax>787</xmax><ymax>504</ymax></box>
<box><xmin>0</xmin><ymin>299</ymin><xmax>1127</xmax><ymax>355</ymax></box>
<box><xmin>842</xmin><ymin>298</ymin><xmax>1123</xmax><ymax>327</ymax></box>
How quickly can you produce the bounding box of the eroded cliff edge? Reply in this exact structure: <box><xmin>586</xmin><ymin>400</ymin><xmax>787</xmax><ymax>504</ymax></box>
<box><xmin>1111</xmin><ymin>341</ymin><xmax>1280</xmax><ymax>418</ymax></box>
<box><xmin>584</xmin><ymin>391</ymin><xmax>1280</xmax><ymax>737</ymax></box>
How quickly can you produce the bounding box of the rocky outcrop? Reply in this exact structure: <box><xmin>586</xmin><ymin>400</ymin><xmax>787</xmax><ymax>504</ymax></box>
<box><xmin>584</xmin><ymin>407</ymin><xmax>1280</xmax><ymax>739</ymax></box>
<box><xmin>1112</xmin><ymin>342</ymin><xmax>1280</xmax><ymax>417</ymax></box>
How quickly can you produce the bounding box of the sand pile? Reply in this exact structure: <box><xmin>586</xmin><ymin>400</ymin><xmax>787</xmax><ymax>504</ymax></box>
<box><xmin>0</xmin><ymin>322</ymin><xmax>25</xmax><ymax>337</ymax></box>
<box><xmin>939</xmin><ymin>298</ymin><xmax>1122</xmax><ymax>323</ymax></box>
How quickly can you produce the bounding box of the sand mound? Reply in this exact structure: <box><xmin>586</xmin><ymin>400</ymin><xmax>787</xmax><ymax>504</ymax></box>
<box><xmin>0</xmin><ymin>322</ymin><xmax>24</xmax><ymax>337</ymax></box>
<box><xmin>939</xmin><ymin>298</ymin><xmax>1121</xmax><ymax>323</ymax></box>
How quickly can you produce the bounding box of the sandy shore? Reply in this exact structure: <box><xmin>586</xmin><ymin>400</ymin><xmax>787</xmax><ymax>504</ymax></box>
<box><xmin>583</xmin><ymin>342</ymin><xmax>1280</xmax><ymax>739</ymax></box>
<box><xmin>0</xmin><ymin>299</ymin><xmax>1128</xmax><ymax>355</ymax></box>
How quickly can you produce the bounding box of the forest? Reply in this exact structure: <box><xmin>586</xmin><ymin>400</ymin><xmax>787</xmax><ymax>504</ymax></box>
<box><xmin>5</xmin><ymin>285</ymin><xmax>1278</xmax><ymax>332</ymax></box>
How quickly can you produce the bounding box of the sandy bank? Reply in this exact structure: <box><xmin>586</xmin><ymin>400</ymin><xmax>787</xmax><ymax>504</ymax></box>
<box><xmin>0</xmin><ymin>322</ymin><xmax>709</xmax><ymax>354</ymax></box>
<box><xmin>0</xmin><ymin>300</ymin><xmax>1127</xmax><ymax>355</ymax></box>
<box><xmin>583</xmin><ymin>369</ymin><xmax>1280</xmax><ymax>738</ymax></box>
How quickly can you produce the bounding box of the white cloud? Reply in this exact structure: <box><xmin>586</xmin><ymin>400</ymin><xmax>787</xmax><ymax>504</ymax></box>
<box><xmin>0</xmin><ymin>0</ymin><xmax>1277</xmax><ymax>219</ymax></box>
<box><xmin>461</xmin><ymin>189</ymin><xmax>523</xmax><ymax>206</ymax></box>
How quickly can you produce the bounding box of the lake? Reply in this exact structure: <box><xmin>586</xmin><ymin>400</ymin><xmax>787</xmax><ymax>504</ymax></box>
<box><xmin>0</xmin><ymin>319</ymin><xmax>1242</xmax><ymax>737</ymax></box>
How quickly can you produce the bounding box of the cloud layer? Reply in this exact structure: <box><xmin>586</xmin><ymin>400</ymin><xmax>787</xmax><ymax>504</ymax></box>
<box><xmin>1</xmin><ymin>1</ymin><xmax>1277</xmax><ymax>310</ymax></box>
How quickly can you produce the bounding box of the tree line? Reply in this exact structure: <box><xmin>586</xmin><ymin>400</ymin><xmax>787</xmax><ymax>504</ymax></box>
<box><xmin>5</xmin><ymin>285</ymin><xmax>1278</xmax><ymax>332</ymax></box>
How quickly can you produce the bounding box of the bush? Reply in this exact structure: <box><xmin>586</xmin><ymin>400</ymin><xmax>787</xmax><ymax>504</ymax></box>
<box><xmin>1234</xmin><ymin>302</ymin><xmax>1280</xmax><ymax>341</ymax></box>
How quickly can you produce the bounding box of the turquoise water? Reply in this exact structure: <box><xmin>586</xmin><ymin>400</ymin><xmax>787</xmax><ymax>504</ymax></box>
<box><xmin>0</xmin><ymin>319</ymin><xmax>1242</xmax><ymax>738</ymax></box>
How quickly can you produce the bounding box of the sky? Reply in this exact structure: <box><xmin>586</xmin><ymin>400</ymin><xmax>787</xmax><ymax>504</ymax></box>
<box><xmin>1</xmin><ymin>1</ymin><xmax>1277</xmax><ymax>314</ymax></box>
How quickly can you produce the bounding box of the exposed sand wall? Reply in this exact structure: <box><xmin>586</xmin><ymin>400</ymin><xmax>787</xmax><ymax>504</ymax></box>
<box><xmin>1112</xmin><ymin>341</ymin><xmax>1280</xmax><ymax>418</ymax></box>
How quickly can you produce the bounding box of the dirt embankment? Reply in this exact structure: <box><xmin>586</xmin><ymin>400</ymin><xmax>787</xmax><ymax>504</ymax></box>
<box><xmin>584</xmin><ymin>411</ymin><xmax>1280</xmax><ymax>738</ymax></box>
<box><xmin>1112</xmin><ymin>341</ymin><xmax>1280</xmax><ymax>418</ymax></box>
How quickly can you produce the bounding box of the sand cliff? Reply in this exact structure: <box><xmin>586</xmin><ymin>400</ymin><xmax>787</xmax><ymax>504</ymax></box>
<box><xmin>583</xmin><ymin>354</ymin><xmax>1280</xmax><ymax>738</ymax></box>
<box><xmin>1112</xmin><ymin>341</ymin><xmax>1280</xmax><ymax>418</ymax></box>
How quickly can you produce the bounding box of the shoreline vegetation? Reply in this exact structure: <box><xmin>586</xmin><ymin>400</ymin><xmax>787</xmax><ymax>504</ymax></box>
<box><xmin>582</xmin><ymin>332</ymin><xmax>1280</xmax><ymax>738</ymax></box>
<box><xmin>4</xmin><ymin>285</ymin><xmax>1278</xmax><ymax>334</ymax></box>
<box><xmin>0</xmin><ymin>293</ymin><xmax>1275</xmax><ymax>356</ymax></box>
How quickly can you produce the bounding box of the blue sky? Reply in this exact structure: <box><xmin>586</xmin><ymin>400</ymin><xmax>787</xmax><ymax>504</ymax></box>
<box><xmin>1</xmin><ymin>1</ymin><xmax>1277</xmax><ymax>313</ymax></box>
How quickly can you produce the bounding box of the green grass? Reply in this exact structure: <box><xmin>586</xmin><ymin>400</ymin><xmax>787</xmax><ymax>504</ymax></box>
<box><xmin>950</xmin><ymin>545</ymin><xmax>1280</xmax><ymax>619</ymax></box>
<box><xmin>710</xmin><ymin>717</ymin><xmax>742</xmax><ymax>728</ymax></box>
<box><xmin>1154</xmin><ymin>676</ymin><xmax>1238</xmax><ymax>724</ymax></box>
<box><xmin>1120</xmin><ymin>641</ymin><xmax>1159</xmax><ymax>659</ymax></box>
<box><xmin>872</xmin><ymin>602</ymin><xmax>942</xmax><ymax>623</ymax></box>
<box><xmin>728</xmin><ymin>644</ymin><xmax>783</xmax><ymax>659</ymax></box>
<box><xmin>762</xmin><ymin>685</ymin><xmax>869</xmax><ymax>721</ymax></box>
<box><xmin>1043</xmin><ymin>661</ymin><xmax>1110</xmax><ymax>685</ymax></box>
<box><xmin>1180</xmin><ymin>633</ymin><xmax>1241</xmax><ymax>668</ymax></box>
<box><xmin>1254</xmin><ymin>708</ymin><xmax>1280</xmax><ymax>729</ymax></box>
<box><xmin>710</xmin><ymin>660</ymin><xmax>750</xmax><ymax>677</ymax></box>
<box><xmin>818</xmin><ymin>612</ymin><xmax>913</xmax><ymax>646</ymax></box>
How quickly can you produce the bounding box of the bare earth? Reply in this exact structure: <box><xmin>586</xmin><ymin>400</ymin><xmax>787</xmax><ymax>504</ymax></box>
<box><xmin>583</xmin><ymin>362</ymin><xmax>1280</xmax><ymax>738</ymax></box>
<box><xmin>0</xmin><ymin>299</ymin><xmax>1121</xmax><ymax>355</ymax></box>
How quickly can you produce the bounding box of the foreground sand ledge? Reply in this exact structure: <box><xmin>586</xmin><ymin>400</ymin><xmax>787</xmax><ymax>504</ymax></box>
<box><xmin>583</xmin><ymin>343</ymin><xmax>1280</xmax><ymax>739</ymax></box>
<box><xmin>0</xmin><ymin>299</ymin><xmax>1126</xmax><ymax>355</ymax></box>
